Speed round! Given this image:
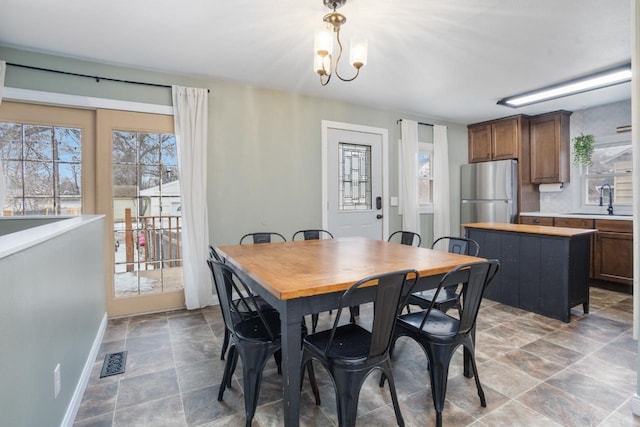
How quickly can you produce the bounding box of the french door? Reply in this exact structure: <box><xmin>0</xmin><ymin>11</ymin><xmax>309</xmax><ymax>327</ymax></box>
<box><xmin>97</xmin><ymin>109</ymin><xmax>185</xmax><ymax>317</ymax></box>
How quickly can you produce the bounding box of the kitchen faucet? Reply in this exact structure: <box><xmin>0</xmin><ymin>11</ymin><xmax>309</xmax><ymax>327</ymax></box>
<box><xmin>599</xmin><ymin>183</ymin><xmax>614</xmax><ymax>215</ymax></box>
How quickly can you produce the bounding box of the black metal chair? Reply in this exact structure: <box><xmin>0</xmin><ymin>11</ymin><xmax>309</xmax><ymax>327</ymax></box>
<box><xmin>388</xmin><ymin>230</ymin><xmax>422</xmax><ymax>247</ymax></box>
<box><xmin>406</xmin><ymin>237</ymin><xmax>480</xmax><ymax>314</ymax></box>
<box><xmin>291</xmin><ymin>229</ymin><xmax>338</xmax><ymax>332</ymax></box>
<box><xmin>208</xmin><ymin>245</ymin><xmax>277</xmax><ymax>361</ymax></box>
<box><xmin>207</xmin><ymin>259</ymin><xmax>320</xmax><ymax>427</ymax></box>
<box><xmin>390</xmin><ymin>260</ymin><xmax>499</xmax><ymax>427</ymax></box>
<box><xmin>292</xmin><ymin>229</ymin><xmax>334</xmax><ymax>241</ymax></box>
<box><xmin>301</xmin><ymin>269</ymin><xmax>419</xmax><ymax>427</ymax></box>
<box><xmin>239</xmin><ymin>232</ymin><xmax>286</xmax><ymax>244</ymax></box>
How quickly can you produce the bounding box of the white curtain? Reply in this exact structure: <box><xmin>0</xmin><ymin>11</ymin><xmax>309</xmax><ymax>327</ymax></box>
<box><xmin>433</xmin><ymin>125</ymin><xmax>451</xmax><ymax>238</ymax></box>
<box><xmin>0</xmin><ymin>60</ymin><xmax>5</xmax><ymax>215</ymax></box>
<box><xmin>399</xmin><ymin>119</ymin><xmax>421</xmax><ymax>235</ymax></box>
<box><xmin>172</xmin><ymin>86</ymin><xmax>214</xmax><ymax>309</ymax></box>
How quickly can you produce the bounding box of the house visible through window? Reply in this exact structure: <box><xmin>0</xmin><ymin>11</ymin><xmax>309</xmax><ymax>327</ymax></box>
<box><xmin>580</xmin><ymin>134</ymin><xmax>631</xmax><ymax>212</ymax></box>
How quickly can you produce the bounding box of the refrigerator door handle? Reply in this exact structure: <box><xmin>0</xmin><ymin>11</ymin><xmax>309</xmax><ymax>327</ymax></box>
<box><xmin>505</xmin><ymin>163</ymin><xmax>512</xmax><ymax>200</ymax></box>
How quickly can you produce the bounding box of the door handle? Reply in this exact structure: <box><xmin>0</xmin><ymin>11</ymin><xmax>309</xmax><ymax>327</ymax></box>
<box><xmin>376</xmin><ymin>196</ymin><xmax>382</xmax><ymax>210</ymax></box>
<box><xmin>376</xmin><ymin>214</ymin><xmax>383</xmax><ymax>219</ymax></box>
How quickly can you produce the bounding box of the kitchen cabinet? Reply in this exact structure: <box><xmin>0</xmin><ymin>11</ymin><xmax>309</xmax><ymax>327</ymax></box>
<box><xmin>545</xmin><ymin>215</ymin><xmax>632</xmax><ymax>286</ymax></box>
<box><xmin>519</xmin><ymin>216</ymin><xmax>554</xmax><ymax>226</ymax></box>
<box><xmin>529</xmin><ymin>111</ymin><xmax>571</xmax><ymax>184</ymax></box>
<box><xmin>468</xmin><ymin>115</ymin><xmax>539</xmax><ymax>213</ymax></box>
<box><xmin>593</xmin><ymin>219</ymin><xmax>633</xmax><ymax>286</ymax></box>
<box><xmin>468</xmin><ymin>115</ymin><xmax>527</xmax><ymax>163</ymax></box>
<box><xmin>554</xmin><ymin>217</ymin><xmax>594</xmax><ymax>229</ymax></box>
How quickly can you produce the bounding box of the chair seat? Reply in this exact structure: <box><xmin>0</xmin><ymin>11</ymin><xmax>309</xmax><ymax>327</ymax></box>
<box><xmin>397</xmin><ymin>309</ymin><xmax>460</xmax><ymax>341</ymax></box>
<box><xmin>234</xmin><ymin>311</ymin><xmax>282</xmax><ymax>341</ymax></box>
<box><xmin>410</xmin><ymin>286</ymin><xmax>458</xmax><ymax>305</ymax></box>
<box><xmin>304</xmin><ymin>323</ymin><xmax>372</xmax><ymax>363</ymax></box>
<box><xmin>234</xmin><ymin>294</ymin><xmax>275</xmax><ymax>317</ymax></box>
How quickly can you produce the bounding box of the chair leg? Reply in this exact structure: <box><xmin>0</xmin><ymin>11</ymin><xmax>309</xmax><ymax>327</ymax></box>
<box><xmin>331</xmin><ymin>368</ymin><xmax>368</xmax><ymax>427</ymax></box>
<box><xmin>306</xmin><ymin>361</ymin><xmax>321</xmax><ymax>406</ymax></box>
<box><xmin>349</xmin><ymin>305</ymin><xmax>359</xmax><ymax>323</ymax></box>
<box><xmin>218</xmin><ymin>345</ymin><xmax>236</xmax><ymax>401</ymax></box>
<box><xmin>424</xmin><ymin>343</ymin><xmax>455</xmax><ymax>427</ymax></box>
<box><xmin>236</xmin><ymin>344</ymin><xmax>273</xmax><ymax>427</ymax></box>
<box><xmin>311</xmin><ymin>313</ymin><xmax>319</xmax><ymax>333</ymax></box>
<box><xmin>466</xmin><ymin>342</ymin><xmax>486</xmax><ymax>407</ymax></box>
<box><xmin>220</xmin><ymin>329</ymin><xmax>230</xmax><ymax>360</ymax></box>
<box><xmin>274</xmin><ymin>350</ymin><xmax>282</xmax><ymax>375</ymax></box>
<box><xmin>381</xmin><ymin>361</ymin><xmax>405</xmax><ymax>427</ymax></box>
<box><xmin>379</xmin><ymin>332</ymin><xmax>401</xmax><ymax>387</ymax></box>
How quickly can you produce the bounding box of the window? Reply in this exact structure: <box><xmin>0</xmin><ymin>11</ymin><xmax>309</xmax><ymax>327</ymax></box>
<box><xmin>338</xmin><ymin>142</ymin><xmax>372</xmax><ymax>210</ymax></box>
<box><xmin>580</xmin><ymin>134</ymin><xmax>632</xmax><ymax>212</ymax></box>
<box><xmin>0</xmin><ymin>102</ymin><xmax>93</xmax><ymax>216</ymax></box>
<box><xmin>418</xmin><ymin>142</ymin><xmax>433</xmax><ymax>213</ymax></box>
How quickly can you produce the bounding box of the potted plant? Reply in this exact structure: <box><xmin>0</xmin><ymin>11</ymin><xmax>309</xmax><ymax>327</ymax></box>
<box><xmin>572</xmin><ymin>133</ymin><xmax>595</xmax><ymax>166</ymax></box>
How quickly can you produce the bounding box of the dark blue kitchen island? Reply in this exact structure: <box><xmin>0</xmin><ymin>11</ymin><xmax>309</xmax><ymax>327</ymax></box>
<box><xmin>463</xmin><ymin>222</ymin><xmax>597</xmax><ymax>323</ymax></box>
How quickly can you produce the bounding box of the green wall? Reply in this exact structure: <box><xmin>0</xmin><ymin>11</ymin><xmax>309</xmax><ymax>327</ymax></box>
<box><xmin>0</xmin><ymin>216</ymin><xmax>105</xmax><ymax>427</ymax></box>
<box><xmin>0</xmin><ymin>46</ymin><xmax>468</xmax><ymax>246</ymax></box>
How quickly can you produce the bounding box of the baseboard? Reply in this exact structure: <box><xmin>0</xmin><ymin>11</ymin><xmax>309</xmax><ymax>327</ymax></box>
<box><xmin>631</xmin><ymin>393</ymin><xmax>640</xmax><ymax>416</ymax></box>
<box><xmin>60</xmin><ymin>312</ymin><xmax>108</xmax><ymax>427</ymax></box>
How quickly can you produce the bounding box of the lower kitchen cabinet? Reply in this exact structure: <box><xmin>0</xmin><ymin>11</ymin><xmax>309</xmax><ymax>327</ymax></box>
<box><xmin>593</xmin><ymin>219</ymin><xmax>633</xmax><ymax>285</ymax></box>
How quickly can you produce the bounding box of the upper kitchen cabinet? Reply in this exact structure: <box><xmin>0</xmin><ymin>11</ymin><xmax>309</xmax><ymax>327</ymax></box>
<box><xmin>529</xmin><ymin>111</ymin><xmax>571</xmax><ymax>184</ymax></box>
<box><xmin>468</xmin><ymin>115</ymin><xmax>527</xmax><ymax>163</ymax></box>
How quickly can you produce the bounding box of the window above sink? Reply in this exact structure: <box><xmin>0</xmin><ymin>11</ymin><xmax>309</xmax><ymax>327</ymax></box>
<box><xmin>578</xmin><ymin>133</ymin><xmax>631</xmax><ymax>215</ymax></box>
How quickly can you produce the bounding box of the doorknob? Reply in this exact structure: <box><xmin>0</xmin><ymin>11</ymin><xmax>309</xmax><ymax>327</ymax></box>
<box><xmin>376</xmin><ymin>214</ymin><xmax>383</xmax><ymax>219</ymax></box>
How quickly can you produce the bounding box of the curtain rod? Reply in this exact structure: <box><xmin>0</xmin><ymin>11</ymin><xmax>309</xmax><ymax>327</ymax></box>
<box><xmin>6</xmin><ymin>62</ymin><xmax>210</xmax><ymax>93</ymax></box>
<box><xmin>396</xmin><ymin>119</ymin><xmax>433</xmax><ymax>127</ymax></box>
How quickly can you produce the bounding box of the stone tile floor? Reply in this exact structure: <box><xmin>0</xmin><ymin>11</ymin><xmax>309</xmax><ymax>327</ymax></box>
<box><xmin>74</xmin><ymin>286</ymin><xmax>640</xmax><ymax>426</ymax></box>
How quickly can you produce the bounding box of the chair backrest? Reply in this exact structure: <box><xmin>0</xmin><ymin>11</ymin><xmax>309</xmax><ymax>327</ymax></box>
<box><xmin>239</xmin><ymin>232</ymin><xmax>287</xmax><ymax>244</ymax></box>
<box><xmin>388</xmin><ymin>231</ymin><xmax>421</xmax><ymax>247</ymax></box>
<box><xmin>431</xmin><ymin>236</ymin><xmax>480</xmax><ymax>257</ymax></box>
<box><xmin>326</xmin><ymin>269</ymin><xmax>418</xmax><ymax>359</ymax></box>
<box><xmin>419</xmin><ymin>260</ymin><xmax>499</xmax><ymax>335</ymax></box>
<box><xmin>292</xmin><ymin>229</ymin><xmax>334</xmax><ymax>241</ymax></box>
<box><xmin>206</xmin><ymin>258</ymin><xmax>276</xmax><ymax>339</ymax></box>
<box><xmin>208</xmin><ymin>245</ymin><xmax>223</xmax><ymax>262</ymax></box>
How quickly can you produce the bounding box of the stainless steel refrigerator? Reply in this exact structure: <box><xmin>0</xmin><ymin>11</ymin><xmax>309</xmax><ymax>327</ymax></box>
<box><xmin>460</xmin><ymin>159</ymin><xmax>518</xmax><ymax>231</ymax></box>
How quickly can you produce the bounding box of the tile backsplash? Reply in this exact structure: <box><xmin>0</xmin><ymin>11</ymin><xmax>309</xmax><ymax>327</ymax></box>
<box><xmin>539</xmin><ymin>99</ymin><xmax>631</xmax><ymax>213</ymax></box>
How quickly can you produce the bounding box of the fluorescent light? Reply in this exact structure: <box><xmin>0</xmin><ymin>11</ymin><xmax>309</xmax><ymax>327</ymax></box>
<box><xmin>498</xmin><ymin>63</ymin><xmax>632</xmax><ymax>108</ymax></box>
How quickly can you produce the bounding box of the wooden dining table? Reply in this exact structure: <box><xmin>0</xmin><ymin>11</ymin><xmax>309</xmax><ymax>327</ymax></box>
<box><xmin>216</xmin><ymin>236</ymin><xmax>482</xmax><ymax>427</ymax></box>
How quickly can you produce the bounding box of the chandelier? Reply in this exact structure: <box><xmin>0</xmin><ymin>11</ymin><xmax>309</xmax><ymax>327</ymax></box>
<box><xmin>314</xmin><ymin>0</ymin><xmax>367</xmax><ymax>85</ymax></box>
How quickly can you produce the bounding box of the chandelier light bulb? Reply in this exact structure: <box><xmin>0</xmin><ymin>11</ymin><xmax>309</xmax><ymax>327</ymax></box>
<box><xmin>350</xmin><ymin>38</ymin><xmax>367</xmax><ymax>69</ymax></box>
<box><xmin>314</xmin><ymin>30</ymin><xmax>333</xmax><ymax>57</ymax></box>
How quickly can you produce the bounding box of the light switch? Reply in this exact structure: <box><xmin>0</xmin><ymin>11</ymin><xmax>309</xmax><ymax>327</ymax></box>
<box><xmin>390</xmin><ymin>196</ymin><xmax>398</xmax><ymax>207</ymax></box>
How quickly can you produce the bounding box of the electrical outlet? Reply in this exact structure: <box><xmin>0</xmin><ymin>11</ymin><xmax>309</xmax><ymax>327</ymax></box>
<box><xmin>54</xmin><ymin>364</ymin><xmax>61</xmax><ymax>398</ymax></box>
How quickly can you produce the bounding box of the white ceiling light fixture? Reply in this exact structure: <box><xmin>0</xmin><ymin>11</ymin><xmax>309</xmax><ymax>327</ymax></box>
<box><xmin>497</xmin><ymin>63</ymin><xmax>632</xmax><ymax>108</ymax></box>
<box><xmin>314</xmin><ymin>0</ymin><xmax>367</xmax><ymax>86</ymax></box>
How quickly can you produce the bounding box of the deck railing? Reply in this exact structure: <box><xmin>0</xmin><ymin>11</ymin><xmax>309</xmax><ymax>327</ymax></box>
<box><xmin>122</xmin><ymin>208</ymin><xmax>182</xmax><ymax>271</ymax></box>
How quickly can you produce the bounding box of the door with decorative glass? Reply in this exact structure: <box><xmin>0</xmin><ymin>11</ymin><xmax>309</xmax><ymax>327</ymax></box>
<box><xmin>323</xmin><ymin>121</ymin><xmax>387</xmax><ymax>240</ymax></box>
<box><xmin>97</xmin><ymin>109</ymin><xmax>184</xmax><ymax>317</ymax></box>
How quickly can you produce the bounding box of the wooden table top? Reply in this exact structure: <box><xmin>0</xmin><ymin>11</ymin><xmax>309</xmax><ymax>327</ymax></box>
<box><xmin>463</xmin><ymin>222</ymin><xmax>597</xmax><ymax>237</ymax></box>
<box><xmin>217</xmin><ymin>237</ymin><xmax>481</xmax><ymax>300</ymax></box>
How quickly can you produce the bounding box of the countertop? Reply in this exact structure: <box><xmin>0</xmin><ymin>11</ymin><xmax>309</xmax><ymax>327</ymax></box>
<box><xmin>520</xmin><ymin>212</ymin><xmax>632</xmax><ymax>221</ymax></box>
<box><xmin>463</xmin><ymin>222</ymin><xmax>597</xmax><ymax>237</ymax></box>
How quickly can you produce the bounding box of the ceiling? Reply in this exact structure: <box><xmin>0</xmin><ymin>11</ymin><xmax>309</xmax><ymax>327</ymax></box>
<box><xmin>0</xmin><ymin>0</ymin><xmax>632</xmax><ymax>124</ymax></box>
